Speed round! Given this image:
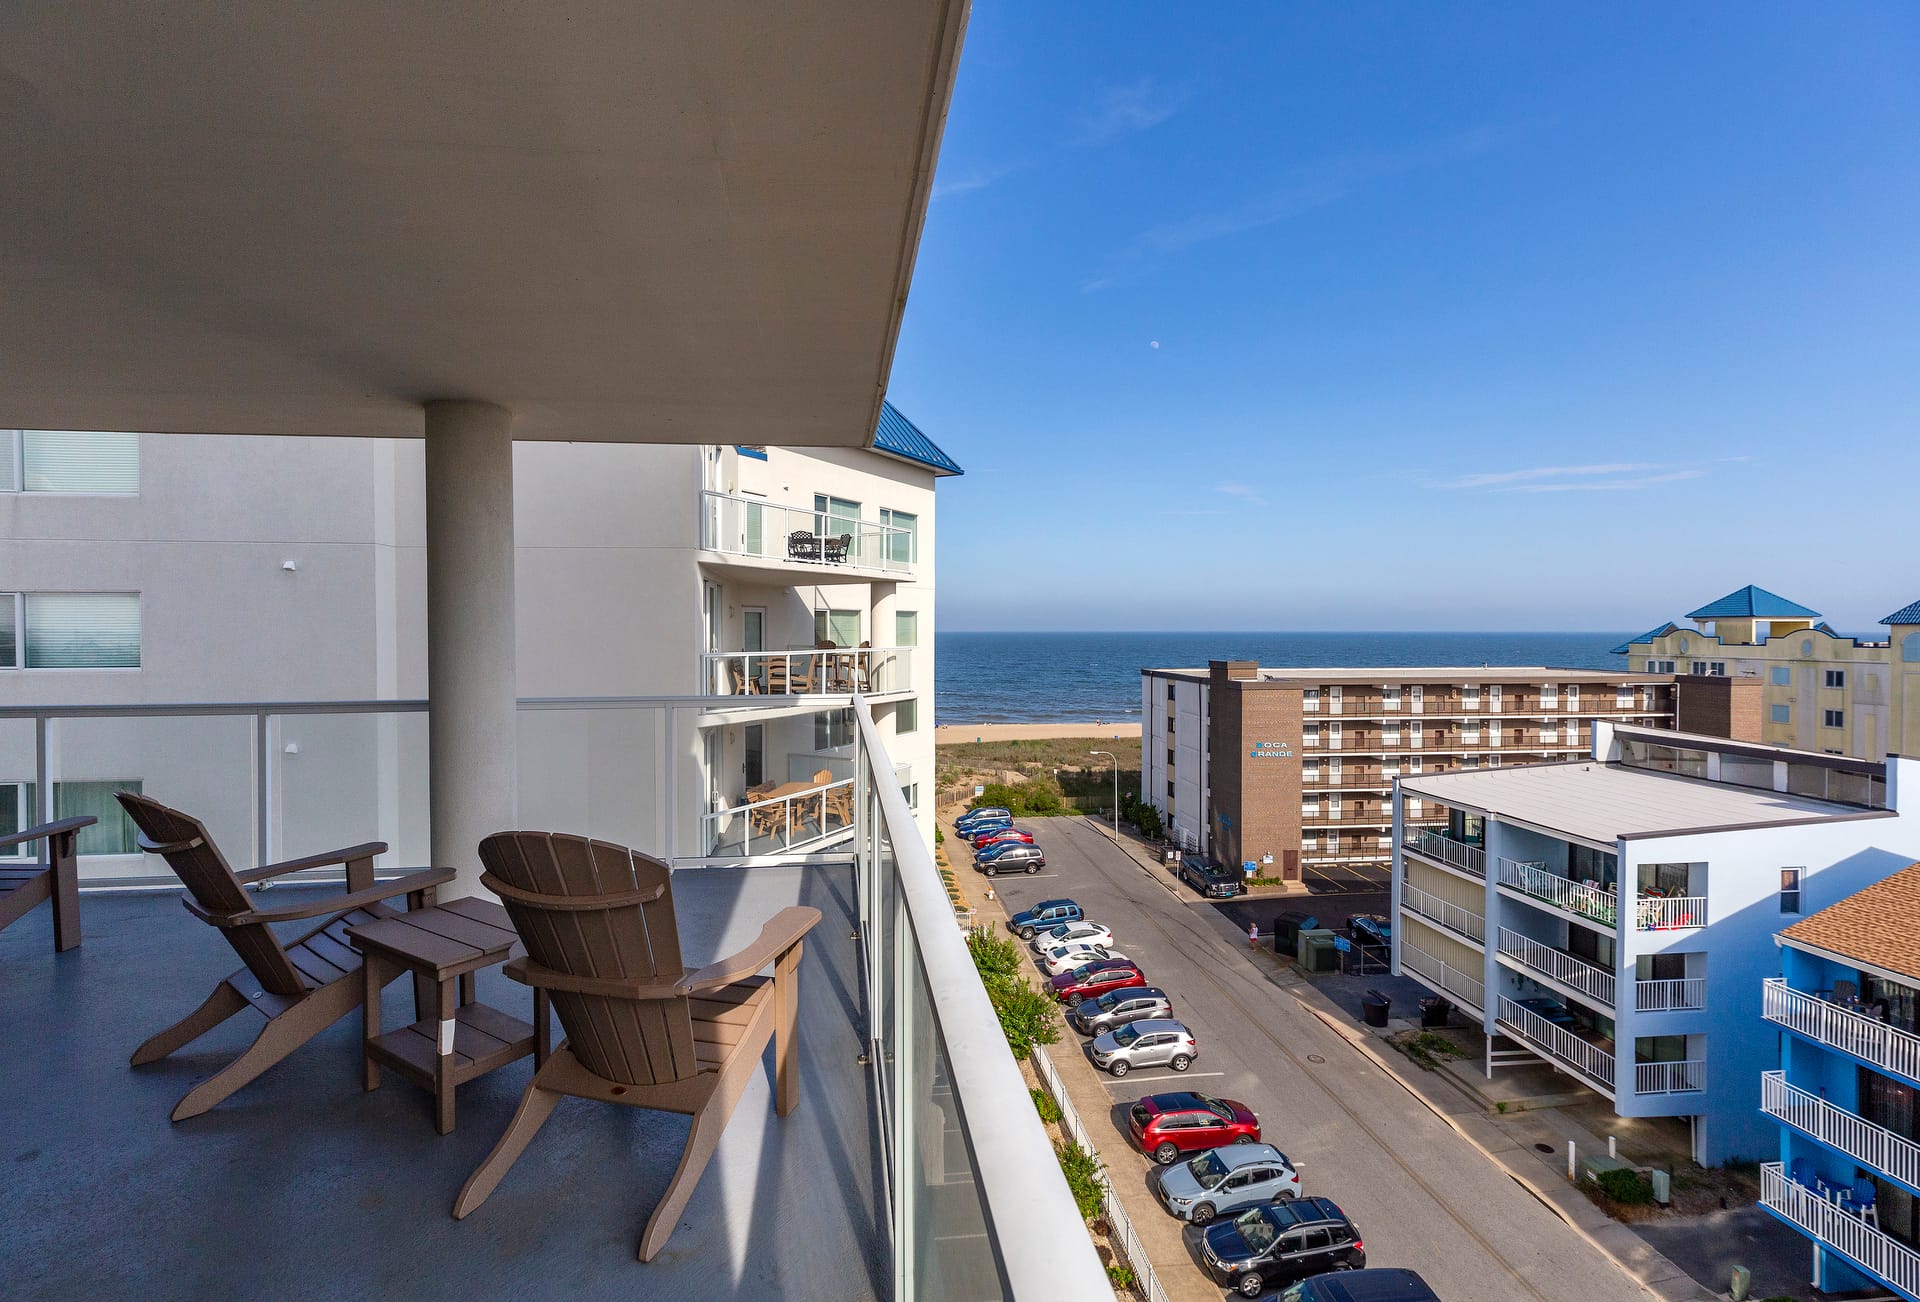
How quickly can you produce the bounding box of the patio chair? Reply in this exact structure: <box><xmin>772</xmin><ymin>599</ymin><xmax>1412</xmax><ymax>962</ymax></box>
<box><xmin>821</xmin><ymin>533</ymin><xmax>851</xmax><ymax>564</ymax></box>
<box><xmin>1852</xmin><ymin>1177</ymin><xmax>1879</xmax><ymax>1225</ymax></box>
<box><xmin>785</xmin><ymin>530</ymin><xmax>819</xmax><ymax>562</ymax></box>
<box><xmin>0</xmin><ymin>814</ymin><xmax>96</xmax><ymax>954</ymax></box>
<box><xmin>766</xmin><ymin>652</ymin><xmax>815</xmax><ymax>695</ymax></box>
<box><xmin>453</xmin><ymin>831</ymin><xmax>820</xmax><ymax>1262</ymax></box>
<box><xmin>854</xmin><ymin>640</ymin><xmax>873</xmax><ymax>692</ymax></box>
<box><xmin>116</xmin><ymin>792</ymin><xmax>454</xmax><ymax>1121</ymax></box>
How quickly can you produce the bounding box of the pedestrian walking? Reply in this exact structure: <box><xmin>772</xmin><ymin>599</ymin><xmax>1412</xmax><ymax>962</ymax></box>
<box><xmin>1248</xmin><ymin>920</ymin><xmax>1259</xmax><ymax>948</ymax></box>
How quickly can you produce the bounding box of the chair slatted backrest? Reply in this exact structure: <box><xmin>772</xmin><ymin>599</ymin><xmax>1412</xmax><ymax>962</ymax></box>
<box><xmin>115</xmin><ymin>791</ymin><xmax>310</xmax><ymax>997</ymax></box>
<box><xmin>479</xmin><ymin>831</ymin><xmax>697</xmax><ymax>1087</ymax></box>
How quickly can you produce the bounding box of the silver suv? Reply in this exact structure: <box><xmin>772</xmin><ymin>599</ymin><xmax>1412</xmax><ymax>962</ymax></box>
<box><xmin>1156</xmin><ymin>1142</ymin><xmax>1300</xmax><ymax>1224</ymax></box>
<box><xmin>1087</xmin><ymin>1018</ymin><xmax>1197</xmax><ymax>1077</ymax></box>
<box><xmin>1069</xmin><ymin>986</ymin><xmax>1173</xmax><ymax>1037</ymax></box>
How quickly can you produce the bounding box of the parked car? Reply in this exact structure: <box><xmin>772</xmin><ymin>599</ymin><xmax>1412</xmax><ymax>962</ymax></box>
<box><xmin>969</xmin><ymin>825</ymin><xmax>1035</xmax><ymax>848</ymax></box>
<box><xmin>1347</xmin><ymin>913</ymin><xmax>1392</xmax><ymax>947</ymax></box>
<box><xmin>975</xmin><ymin>844</ymin><xmax>1045</xmax><ymax>875</ymax></box>
<box><xmin>1275</xmin><ymin>1270</ymin><xmax>1440</xmax><ymax>1302</ymax></box>
<box><xmin>1050</xmin><ymin>959</ymin><xmax>1147</xmax><ymax>1005</ymax></box>
<box><xmin>959</xmin><ymin>818</ymin><xmax>1013</xmax><ymax>843</ymax></box>
<box><xmin>1031</xmin><ymin>920</ymin><xmax>1113</xmax><ymax>954</ymax></box>
<box><xmin>1087</xmin><ymin>1018</ymin><xmax>1197</xmax><ymax>1076</ymax></box>
<box><xmin>1156</xmin><ymin>1142</ymin><xmax>1300</xmax><ymax>1223</ymax></box>
<box><xmin>974</xmin><ymin>838</ymin><xmax>1038</xmax><ymax>863</ymax></box>
<box><xmin>1009</xmin><ymin>899</ymin><xmax>1081</xmax><ymax>939</ymax></box>
<box><xmin>1070</xmin><ymin>986</ymin><xmax>1171</xmax><ymax>1037</ymax></box>
<box><xmin>1125</xmin><ymin>1090</ymin><xmax>1258</xmax><ymax>1163</ymax></box>
<box><xmin>1040</xmin><ymin>941</ymin><xmax>1125</xmax><ymax>975</ymax></box>
<box><xmin>1200</xmin><ymin>1197</ymin><xmax>1366</xmax><ymax>1297</ymax></box>
<box><xmin>1177</xmin><ymin>855</ymin><xmax>1246</xmax><ymax>899</ymax></box>
<box><xmin>955</xmin><ymin>806</ymin><xmax>1011</xmax><ymax>833</ymax></box>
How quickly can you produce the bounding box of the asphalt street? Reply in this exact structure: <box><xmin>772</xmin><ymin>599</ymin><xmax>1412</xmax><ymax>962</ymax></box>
<box><xmin>987</xmin><ymin>815</ymin><xmax>1653</xmax><ymax>1302</ymax></box>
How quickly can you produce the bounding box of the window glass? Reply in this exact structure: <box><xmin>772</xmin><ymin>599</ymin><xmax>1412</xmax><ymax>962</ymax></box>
<box><xmin>19</xmin><ymin>431</ymin><xmax>138</xmax><ymax>493</ymax></box>
<box><xmin>23</xmin><ymin>593</ymin><xmax>141</xmax><ymax>668</ymax></box>
<box><xmin>1771</xmin><ymin>666</ymin><xmax>1792</xmax><ymax>685</ymax></box>
<box><xmin>895</xmin><ymin>610</ymin><xmax>918</xmax><ymax>646</ymax></box>
<box><xmin>813</xmin><ymin>708</ymin><xmax>854</xmax><ymax>750</ymax></box>
<box><xmin>1780</xmin><ymin>867</ymin><xmax>1803</xmax><ymax>914</ymax></box>
<box><xmin>814</xmin><ymin>609</ymin><xmax>861</xmax><ymax>647</ymax></box>
<box><xmin>55</xmin><ymin>780</ymin><xmax>143</xmax><ymax>855</ymax></box>
<box><xmin>0</xmin><ymin>592</ymin><xmax>15</xmax><ymax>668</ymax></box>
<box><xmin>896</xmin><ymin>699</ymin><xmax>918</xmax><ymax>734</ymax></box>
<box><xmin>1301</xmin><ymin>1229</ymin><xmax>1333</xmax><ymax>1250</ymax></box>
<box><xmin>1769</xmin><ymin>704</ymin><xmax>1790</xmax><ymax>724</ymax></box>
<box><xmin>880</xmin><ymin>508</ymin><xmax>917</xmax><ymax>565</ymax></box>
<box><xmin>0</xmin><ymin>782</ymin><xmax>27</xmax><ymax>855</ymax></box>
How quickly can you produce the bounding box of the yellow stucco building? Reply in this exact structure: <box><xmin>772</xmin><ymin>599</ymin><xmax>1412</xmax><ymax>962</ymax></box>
<box><xmin>1617</xmin><ymin>585</ymin><xmax>1920</xmax><ymax>759</ymax></box>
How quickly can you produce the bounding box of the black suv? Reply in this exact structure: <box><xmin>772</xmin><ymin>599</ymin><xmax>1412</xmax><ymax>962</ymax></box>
<box><xmin>1177</xmin><ymin>855</ymin><xmax>1245</xmax><ymax>899</ymax></box>
<box><xmin>1199</xmin><ymin>1195</ymin><xmax>1364</xmax><ymax>1297</ymax></box>
<box><xmin>1276</xmin><ymin>1269</ymin><xmax>1439</xmax><ymax>1302</ymax></box>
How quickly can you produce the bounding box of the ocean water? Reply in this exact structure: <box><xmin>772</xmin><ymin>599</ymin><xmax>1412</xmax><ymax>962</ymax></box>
<box><xmin>935</xmin><ymin>631</ymin><xmax>1638</xmax><ymax>725</ymax></box>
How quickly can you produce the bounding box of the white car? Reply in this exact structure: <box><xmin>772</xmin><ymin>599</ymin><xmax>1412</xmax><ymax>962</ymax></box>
<box><xmin>1041</xmin><ymin>943</ymin><xmax>1127</xmax><ymax>976</ymax></box>
<box><xmin>1030</xmin><ymin>921</ymin><xmax>1114</xmax><ymax>955</ymax></box>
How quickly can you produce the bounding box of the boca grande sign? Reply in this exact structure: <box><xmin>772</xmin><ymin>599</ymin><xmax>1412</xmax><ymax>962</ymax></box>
<box><xmin>1249</xmin><ymin>741</ymin><xmax>1292</xmax><ymax>759</ymax></box>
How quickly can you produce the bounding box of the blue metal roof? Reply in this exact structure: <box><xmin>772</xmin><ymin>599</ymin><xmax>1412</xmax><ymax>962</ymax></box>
<box><xmin>1882</xmin><ymin>600</ymin><xmax>1920</xmax><ymax>626</ymax></box>
<box><xmin>1685</xmin><ymin>585</ymin><xmax>1820</xmax><ymax>621</ymax></box>
<box><xmin>1611</xmin><ymin>622</ymin><xmax>1679</xmax><ymax>655</ymax></box>
<box><xmin>873</xmin><ymin>401</ymin><xmax>962</xmax><ymax>476</ymax></box>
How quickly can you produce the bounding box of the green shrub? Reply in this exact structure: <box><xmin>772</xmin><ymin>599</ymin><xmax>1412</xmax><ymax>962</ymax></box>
<box><xmin>1030</xmin><ymin>1086</ymin><xmax>1062</xmax><ymax>1125</ymax></box>
<box><xmin>1134</xmin><ymin>803</ymin><xmax>1163</xmax><ymax>838</ymax></box>
<box><xmin>966</xmin><ymin>929</ymin><xmax>1022</xmax><ymax>983</ymax></box>
<box><xmin>1106</xmin><ymin>1261</ymin><xmax>1137</xmax><ymax>1289</ymax></box>
<box><xmin>1594</xmin><ymin>1168</ymin><xmax>1654</xmax><ymax>1204</ymax></box>
<box><xmin>1055</xmin><ymin>1140</ymin><xmax>1106</xmax><ymax>1221</ymax></box>
<box><xmin>975</xmin><ymin>778</ymin><xmax>1067</xmax><ymax>818</ymax></box>
<box><xmin>934</xmin><ymin>824</ymin><xmax>944</xmax><ymax>844</ymax></box>
<box><xmin>989</xmin><ymin>978</ymin><xmax>1060</xmax><ymax>1060</ymax></box>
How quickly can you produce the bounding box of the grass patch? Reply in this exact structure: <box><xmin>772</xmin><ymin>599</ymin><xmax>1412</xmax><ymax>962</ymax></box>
<box><xmin>1392</xmin><ymin>1031</ymin><xmax>1467</xmax><ymax>1071</ymax></box>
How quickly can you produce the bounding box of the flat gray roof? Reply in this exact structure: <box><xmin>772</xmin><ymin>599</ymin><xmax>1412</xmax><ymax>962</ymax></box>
<box><xmin>1141</xmin><ymin>666</ymin><xmax>1669</xmax><ymax>684</ymax></box>
<box><xmin>1400</xmin><ymin>761</ymin><xmax>1867</xmax><ymax>846</ymax></box>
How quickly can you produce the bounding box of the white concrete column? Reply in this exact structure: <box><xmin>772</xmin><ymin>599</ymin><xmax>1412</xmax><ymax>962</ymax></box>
<box><xmin>424</xmin><ymin>400</ymin><xmax>517</xmax><ymax>896</ymax></box>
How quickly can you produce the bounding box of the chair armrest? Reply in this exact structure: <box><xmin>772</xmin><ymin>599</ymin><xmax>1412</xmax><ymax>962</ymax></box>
<box><xmin>676</xmin><ymin>906</ymin><xmax>822</xmax><ymax>995</ymax></box>
<box><xmin>0</xmin><ymin>815</ymin><xmax>96</xmax><ymax>853</ymax></box>
<box><xmin>193</xmin><ymin>867</ymin><xmax>455</xmax><ymax>927</ymax></box>
<box><xmin>501</xmin><ymin>955</ymin><xmax>684</xmax><ymax>1000</ymax></box>
<box><xmin>234</xmin><ymin>841</ymin><xmax>389</xmax><ymax>885</ymax></box>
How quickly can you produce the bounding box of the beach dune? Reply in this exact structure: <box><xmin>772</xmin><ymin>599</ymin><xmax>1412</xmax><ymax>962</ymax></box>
<box><xmin>935</xmin><ymin>721</ymin><xmax>1142</xmax><ymax>744</ymax></box>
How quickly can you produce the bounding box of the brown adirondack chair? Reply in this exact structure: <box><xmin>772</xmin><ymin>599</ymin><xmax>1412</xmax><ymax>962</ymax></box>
<box><xmin>453</xmin><ymin>830</ymin><xmax>820</xmax><ymax>1261</ymax></box>
<box><xmin>117</xmin><ymin>792</ymin><xmax>454</xmax><ymax>1121</ymax></box>
<box><xmin>0</xmin><ymin>815</ymin><xmax>96</xmax><ymax>953</ymax></box>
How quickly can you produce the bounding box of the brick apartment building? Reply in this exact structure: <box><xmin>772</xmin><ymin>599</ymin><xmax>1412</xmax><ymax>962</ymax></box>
<box><xmin>1141</xmin><ymin>661</ymin><xmax>1707</xmax><ymax>885</ymax></box>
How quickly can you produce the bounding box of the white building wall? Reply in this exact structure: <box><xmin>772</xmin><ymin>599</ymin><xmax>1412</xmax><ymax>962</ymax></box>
<box><xmin>1141</xmin><ymin>673</ymin><xmax>1208</xmax><ymax>855</ymax></box>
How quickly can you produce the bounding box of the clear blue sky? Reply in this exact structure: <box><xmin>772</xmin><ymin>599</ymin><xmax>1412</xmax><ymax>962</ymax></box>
<box><xmin>885</xmin><ymin>4</ymin><xmax>1920</xmax><ymax>634</ymax></box>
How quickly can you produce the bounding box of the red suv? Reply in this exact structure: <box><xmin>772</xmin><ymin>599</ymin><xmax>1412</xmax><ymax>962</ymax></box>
<box><xmin>1127</xmin><ymin>1092</ymin><xmax>1261</xmax><ymax>1165</ymax></box>
<box><xmin>970</xmin><ymin>826</ymin><xmax>1035</xmax><ymax>848</ymax></box>
<box><xmin>1050</xmin><ymin>959</ymin><xmax>1147</xmax><ymax>1005</ymax></box>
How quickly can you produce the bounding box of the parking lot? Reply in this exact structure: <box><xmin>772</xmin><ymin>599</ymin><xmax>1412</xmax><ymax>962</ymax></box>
<box><xmin>977</xmin><ymin>814</ymin><xmax>1654</xmax><ymax>1302</ymax></box>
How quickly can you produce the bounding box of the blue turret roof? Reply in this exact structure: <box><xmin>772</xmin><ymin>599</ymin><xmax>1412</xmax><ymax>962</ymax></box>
<box><xmin>1883</xmin><ymin>599</ymin><xmax>1920</xmax><ymax>626</ymax></box>
<box><xmin>1685</xmin><ymin>585</ymin><xmax>1820</xmax><ymax>621</ymax></box>
<box><xmin>1611</xmin><ymin>622</ymin><xmax>1679</xmax><ymax>655</ymax></box>
<box><xmin>873</xmin><ymin>401</ymin><xmax>962</xmax><ymax>476</ymax></box>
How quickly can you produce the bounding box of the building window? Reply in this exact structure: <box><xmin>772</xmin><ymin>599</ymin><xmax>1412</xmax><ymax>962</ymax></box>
<box><xmin>1615</xmin><ymin>685</ymin><xmax>1631</xmax><ymax>709</ymax></box>
<box><xmin>2</xmin><ymin>779</ymin><xmax>144</xmax><ymax>856</ymax></box>
<box><xmin>3</xmin><ymin>430</ymin><xmax>139</xmax><ymax>495</ymax></box>
<box><xmin>1646</xmin><ymin>659</ymin><xmax>1675</xmax><ymax>674</ymax></box>
<box><xmin>1823</xmin><ymin>709</ymin><xmax>1845</xmax><ymax>729</ymax></box>
<box><xmin>903</xmin><ymin>781</ymin><xmax>919</xmax><ymax>810</ymax></box>
<box><xmin>1166</xmin><ymin>747</ymin><xmax>1175</xmax><ymax>767</ymax></box>
<box><xmin>814</xmin><ymin>709</ymin><xmax>854</xmax><ymax>750</ymax></box>
<box><xmin>1769</xmin><ymin>704</ymin><xmax>1790</xmax><ymax>724</ymax></box>
<box><xmin>895</xmin><ymin>611</ymin><xmax>918</xmax><ymax>646</ymax></box>
<box><xmin>1</xmin><ymin>592</ymin><xmax>141</xmax><ymax>669</ymax></box>
<box><xmin>1166</xmin><ymin>683</ymin><xmax>1175</xmax><ymax>701</ymax></box>
<box><xmin>1824</xmin><ymin>669</ymin><xmax>1846</xmax><ymax>689</ymax></box>
<box><xmin>896</xmin><ymin>699</ymin><xmax>918</xmax><ymax>734</ymax></box>
<box><xmin>1167</xmin><ymin>780</ymin><xmax>1176</xmax><ymax>798</ymax></box>
<box><xmin>879</xmin><ymin>508</ymin><xmax>917</xmax><ymax>565</ymax></box>
<box><xmin>1771</xmin><ymin>666</ymin><xmax>1791</xmax><ymax>686</ymax></box>
<box><xmin>1691</xmin><ymin>661</ymin><xmax>1726</xmax><ymax>676</ymax></box>
<box><xmin>814</xmin><ymin>608</ymin><xmax>861</xmax><ymax>647</ymax></box>
<box><xmin>1780</xmin><ymin>868</ymin><xmax>1802</xmax><ymax>914</ymax></box>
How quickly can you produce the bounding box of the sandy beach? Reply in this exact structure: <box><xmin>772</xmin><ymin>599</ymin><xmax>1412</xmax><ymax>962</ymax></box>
<box><xmin>935</xmin><ymin>721</ymin><xmax>1142</xmax><ymax>744</ymax></box>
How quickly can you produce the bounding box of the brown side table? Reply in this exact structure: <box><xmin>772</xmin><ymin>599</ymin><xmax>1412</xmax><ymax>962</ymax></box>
<box><xmin>348</xmin><ymin>898</ymin><xmax>546</xmax><ymax>1134</ymax></box>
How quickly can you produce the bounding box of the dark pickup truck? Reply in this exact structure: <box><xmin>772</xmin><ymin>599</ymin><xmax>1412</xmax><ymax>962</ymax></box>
<box><xmin>1177</xmin><ymin>855</ymin><xmax>1245</xmax><ymax>900</ymax></box>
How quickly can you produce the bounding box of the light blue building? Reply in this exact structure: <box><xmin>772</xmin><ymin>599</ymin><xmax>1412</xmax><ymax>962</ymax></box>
<box><xmin>1764</xmin><ymin>864</ymin><xmax>1920</xmax><ymax>1299</ymax></box>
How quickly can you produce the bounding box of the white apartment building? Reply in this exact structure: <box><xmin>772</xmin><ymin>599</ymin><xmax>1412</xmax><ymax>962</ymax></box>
<box><xmin>1392</xmin><ymin>722</ymin><xmax>1920</xmax><ymax>1164</ymax></box>
<box><xmin>0</xmin><ymin>409</ymin><xmax>957</xmax><ymax>883</ymax></box>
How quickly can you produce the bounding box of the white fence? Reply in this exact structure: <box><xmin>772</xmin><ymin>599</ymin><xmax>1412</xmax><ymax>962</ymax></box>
<box><xmin>1764</xmin><ymin>979</ymin><xmax>1920</xmax><ymax>1087</ymax></box>
<box><xmin>1762</xmin><ymin>1070</ymin><xmax>1920</xmax><ymax>1193</ymax></box>
<box><xmin>1400</xmin><ymin>939</ymin><xmax>1486</xmax><ymax>1012</ymax></box>
<box><xmin>1401</xmin><ymin>883</ymin><xmax>1486</xmax><ymax>943</ymax></box>
<box><xmin>1635</xmin><ymin>895</ymin><xmax>1707</xmax><ymax>931</ymax></box>
<box><xmin>1497</xmin><ymin>858</ymin><xmax>1617</xmax><ymax>927</ymax></box>
<box><xmin>1403</xmin><ymin>828</ymin><xmax>1485</xmax><ymax>878</ymax></box>
<box><xmin>1635</xmin><ymin>978</ymin><xmax>1707</xmax><ymax>1012</ymax></box>
<box><xmin>1495</xmin><ymin>927</ymin><xmax>1615</xmax><ymax>1006</ymax></box>
<box><xmin>1495</xmin><ymin>995</ymin><xmax>1616</xmax><ymax>1090</ymax></box>
<box><xmin>1030</xmin><ymin>1044</ymin><xmax>1173</xmax><ymax>1302</ymax></box>
<box><xmin>1633</xmin><ymin>1059</ymin><xmax>1705</xmax><ymax>1095</ymax></box>
<box><xmin>1762</xmin><ymin>1161</ymin><xmax>1920</xmax><ymax>1296</ymax></box>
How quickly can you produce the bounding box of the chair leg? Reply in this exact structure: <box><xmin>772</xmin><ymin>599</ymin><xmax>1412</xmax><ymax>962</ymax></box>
<box><xmin>638</xmin><ymin>1036</ymin><xmax>768</xmax><ymax>1262</ymax></box>
<box><xmin>774</xmin><ymin>943</ymin><xmax>803</xmax><ymax>1117</ymax></box>
<box><xmin>452</xmin><ymin>1061</ymin><xmax>564</xmax><ymax>1219</ymax></box>
<box><xmin>169</xmin><ymin>981</ymin><xmax>358</xmax><ymax>1122</ymax></box>
<box><xmin>50</xmin><ymin>832</ymin><xmax>81</xmax><ymax>952</ymax></box>
<box><xmin>131</xmin><ymin>981</ymin><xmax>249</xmax><ymax>1066</ymax></box>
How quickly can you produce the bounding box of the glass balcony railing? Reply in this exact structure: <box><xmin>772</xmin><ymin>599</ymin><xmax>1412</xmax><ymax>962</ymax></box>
<box><xmin>699</xmin><ymin>490</ymin><xmax>914</xmax><ymax>574</ymax></box>
<box><xmin>702</xmin><ymin>646</ymin><xmax>912</xmax><ymax>697</ymax></box>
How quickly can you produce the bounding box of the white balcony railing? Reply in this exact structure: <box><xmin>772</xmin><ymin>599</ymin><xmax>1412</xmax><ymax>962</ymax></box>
<box><xmin>1403</xmin><ymin>828</ymin><xmax>1485</xmax><ymax>878</ymax></box>
<box><xmin>1495</xmin><ymin>927</ymin><xmax>1615</xmax><ymax>1006</ymax></box>
<box><xmin>1761</xmin><ymin>1162</ymin><xmax>1920</xmax><ymax>1297</ymax></box>
<box><xmin>1497</xmin><ymin>858</ymin><xmax>1618</xmax><ymax>927</ymax></box>
<box><xmin>1401</xmin><ymin>883</ymin><xmax>1486</xmax><ymax>943</ymax></box>
<box><xmin>1762</xmin><ymin>1070</ymin><xmax>1920</xmax><ymax>1193</ymax></box>
<box><xmin>702</xmin><ymin>777</ymin><xmax>856</xmax><ymax>857</ymax></box>
<box><xmin>1496</xmin><ymin>995</ymin><xmax>1616</xmax><ymax>1090</ymax></box>
<box><xmin>1634</xmin><ymin>1059</ymin><xmax>1705</xmax><ymax>1095</ymax></box>
<box><xmin>1636</xmin><ymin>978</ymin><xmax>1707</xmax><ymax>1012</ymax></box>
<box><xmin>1765</xmin><ymin>979</ymin><xmax>1920</xmax><ymax>1085</ymax></box>
<box><xmin>1399</xmin><ymin>939</ymin><xmax>1485</xmax><ymax>1012</ymax></box>
<box><xmin>1636</xmin><ymin>895</ymin><xmax>1707</xmax><ymax>931</ymax></box>
<box><xmin>698</xmin><ymin>490</ymin><xmax>913</xmax><ymax>574</ymax></box>
<box><xmin>702</xmin><ymin>646</ymin><xmax>912</xmax><ymax>697</ymax></box>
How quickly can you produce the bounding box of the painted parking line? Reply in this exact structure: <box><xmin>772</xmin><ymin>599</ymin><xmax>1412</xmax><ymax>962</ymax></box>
<box><xmin>982</xmin><ymin>872</ymin><xmax>1058</xmax><ymax>879</ymax></box>
<box><xmin>1097</xmin><ymin>1071</ymin><xmax>1228</xmax><ymax>1087</ymax></box>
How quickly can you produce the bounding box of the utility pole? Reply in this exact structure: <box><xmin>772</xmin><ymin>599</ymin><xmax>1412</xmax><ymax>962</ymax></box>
<box><xmin>1089</xmin><ymin>750</ymin><xmax>1119</xmax><ymax>843</ymax></box>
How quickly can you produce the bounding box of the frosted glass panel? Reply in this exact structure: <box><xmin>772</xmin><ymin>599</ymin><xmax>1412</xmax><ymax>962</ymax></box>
<box><xmin>24</xmin><ymin>593</ymin><xmax>140</xmax><ymax>668</ymax></box>
<box><xmin>20</xmin><ymin>431</ymin><xmax>138</xmax><ymax>494</ymax></box>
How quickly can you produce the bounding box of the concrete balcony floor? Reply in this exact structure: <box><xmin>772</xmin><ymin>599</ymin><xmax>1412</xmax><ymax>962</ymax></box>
<box><xmin>1</xmin><ymin>864</ymin><xmax>881</xmax><ymax>1301</ymax></box>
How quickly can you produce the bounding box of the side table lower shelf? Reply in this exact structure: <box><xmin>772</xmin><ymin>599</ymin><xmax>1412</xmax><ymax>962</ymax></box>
<box><xmin>366</xmin><ymin>1002</ymin><xmax>537</xmax><ymax>1091</ymax></box>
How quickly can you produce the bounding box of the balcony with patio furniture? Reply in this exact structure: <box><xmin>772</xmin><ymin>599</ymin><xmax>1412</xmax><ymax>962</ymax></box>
<box><xmin>699</xmin><ymin>492</ymin><xmax>916</xmax><ymax>583</ymax></box>
<box><xmin>1495</xmin><ymin>926</ymin><xmax>1616</xmax><ymax>1007</ymax></box>
<box><xmin>1761</xmin><ymin>1162</ymin><xmax>1917</xmax><ymax>1297</ymax></box>
<box><xmin>703</xmin><ymin>645</ymin><xmax>914</xmax><ymax>702</ymax></box>
<box><xmin>1494</xmin><ymin>993</ymin><xmax>1616</xmax><ymax>1094</ymax></box>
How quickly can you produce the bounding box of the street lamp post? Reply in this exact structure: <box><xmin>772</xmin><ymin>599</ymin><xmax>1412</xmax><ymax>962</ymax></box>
<box><xmin>1089</xmin><ymin>750</ymin><xmax>1119</xmax><ymax>842</ymax></box>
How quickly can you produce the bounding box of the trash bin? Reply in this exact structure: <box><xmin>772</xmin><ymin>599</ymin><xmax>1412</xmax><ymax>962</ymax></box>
<box><xmin>1419</xmin><ymin>996</ymin><xmax>1451</xmax><ymax>1029</ymax></box>
<box><xmin>1361</xmin><ymin>990</ymin><xmax>1391</xmax><ymax>1028</ymax></box>
<box><xmin>1272</xmin><ymin>911</ymin><xmax>1318</xmax><ymax>954</ymax></box>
